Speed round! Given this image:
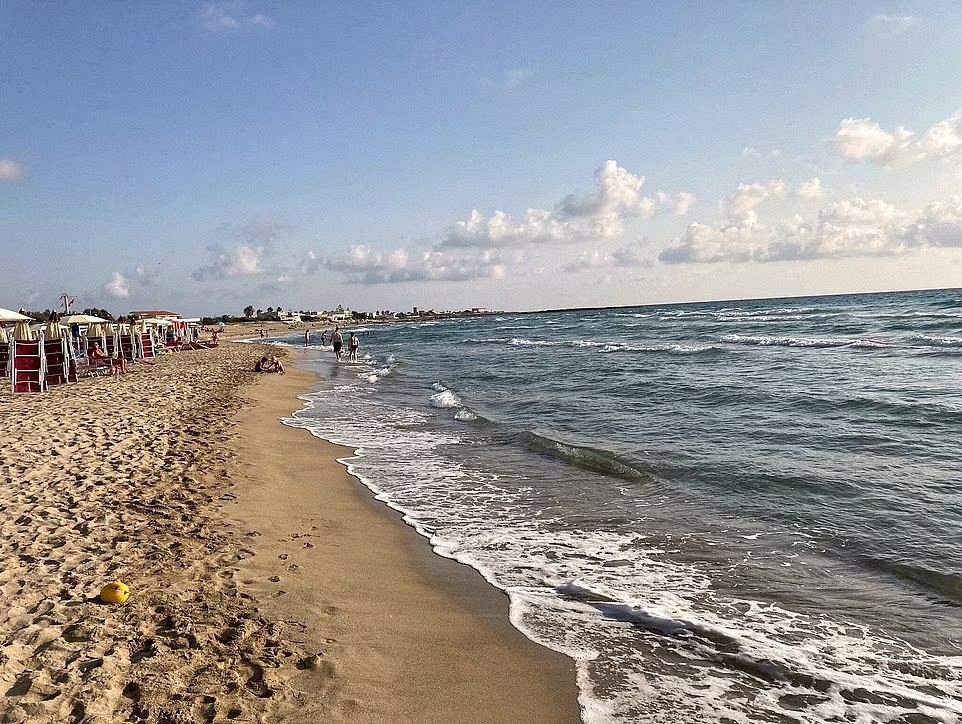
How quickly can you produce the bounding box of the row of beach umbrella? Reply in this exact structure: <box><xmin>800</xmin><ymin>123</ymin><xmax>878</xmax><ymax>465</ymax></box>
<box><xmin>0</xmin><ymin>307</ymin><xmax>176</xmax><ymax>344</ymax></box>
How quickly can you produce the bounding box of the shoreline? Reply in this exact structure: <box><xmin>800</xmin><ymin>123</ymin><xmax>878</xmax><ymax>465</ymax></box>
<box><xmin>226</xmin><ymin>351</ymin><xmax>581</xmax><ymax>722</ymax></box>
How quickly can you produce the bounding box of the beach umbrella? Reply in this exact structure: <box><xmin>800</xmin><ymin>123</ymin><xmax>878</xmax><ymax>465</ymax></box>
<box><xmin>0</xmin><ymin>307</ymin><xmax>31</xmax><ymax>322</ymax></box>
<box><xmin>44</xmin><ymin>321</ymin><xmax>65</xmax><ymax>341</ymax></box>
<box><xmin>61</xmin><ymin>313</ymin><xmax>109</xmax><ymax>325</ymax></box>
<box><xmin>13</xmin><ymin>320</ymin><xmax>34</xmax><ymax>341</ymax></box>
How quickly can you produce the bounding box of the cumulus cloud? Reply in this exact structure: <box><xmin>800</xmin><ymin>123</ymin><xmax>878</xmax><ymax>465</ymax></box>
<box><xmin>761</xmin><ymin>198</ymin><xmax>908</xmax><ymax>261</ymax></box>
<box><xmin>835</xmin><ymin>113</ymin><xmax>962</xmax><ymax>165</ymax></box>
<box><xmin>443</xmin><ymin>161</ymin><xmax>692</xmax><ymax>249</ymax></box>
<box><xmin>659</xmin><ymin>176</ymin><xmax>914</xmax><ymax>264</ymax></box>
<box><xmin>657</xmin><ymin>187</ymin><xmax>962</xmax><ymax>264</ymax></box>
<box><xmin>864</xmin><ymin>14</ymin><xmax>919</xmax><ymax>38</ymax></box>
<box><xmin>562</xmin><ymin>250</ymin><xmax>612</xmax><ymax>272</ymax></box>
<box><xmin>102</xmin><ymin>272</ymin><xmax>130</xmax><ymax>298</ymax></box>
<box><xmin>902</xmin><ymin>196</ymin><xmax>962</xmax><ymax>248</ymax></box>
<box><xmin>0</xmin><ymin>159</ymin><xmax>25</xmax><ymax>182</ymax></box>
<box><xmin>323</xmin><ymin>245</ymin><xmax>514</xmax><ymax>284</ymax></box>
<box><xmin>560</xmin><ymin>241</ymin><xmax>655</xmax><ymax>272</ymax></box>
<box><xmin>797</xmin><ymin>177</ymin><xmax>824</xmax><ymax>199</ymax></box>
<box><xmin>199</xmin><ymin>1</ymin><xmax>275</xmax><ymax>32</ymax></box>
<box><xmin>192</xmin><ymin>220</ymin><xmax>287</xmax><ymax>281</ymax></box>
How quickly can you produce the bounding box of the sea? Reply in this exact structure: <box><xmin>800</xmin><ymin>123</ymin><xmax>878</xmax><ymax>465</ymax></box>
<box><xmin>261</xmin><ymin>288</ymin><xmax>962</xmax><ymax>723</ymax></box>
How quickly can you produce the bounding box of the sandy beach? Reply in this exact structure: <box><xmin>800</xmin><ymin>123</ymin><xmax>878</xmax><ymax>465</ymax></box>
<box><xmin>0</xmin><ymin>342</ymin><xmax>579</xmax><ymax>722</ymax></box>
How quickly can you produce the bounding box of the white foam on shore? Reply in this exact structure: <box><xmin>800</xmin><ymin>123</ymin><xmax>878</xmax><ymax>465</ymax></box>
<box><xmin>282</xmin><ymin>377</ymin><xmax>962</xmax><ymax>724</ymax></box>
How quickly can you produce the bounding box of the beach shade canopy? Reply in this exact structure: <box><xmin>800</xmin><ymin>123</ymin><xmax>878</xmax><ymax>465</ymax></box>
<box><xmin>61</xmin><ymin>313</ymin><xmax>110</xmax><ymax>325</ymax></box>
<box><xmin>138</xmin><ymin>317</ymin><xmax>175</xmax><ymax>325</ymax></box>
<box><xmin>13</xmin><ymin>320</ymin><xmax>35</xmax><ymax>341</ymax></box>
<box><xmin>0</xmin><ymin>307</ymin><xmax>32</xmax><ymax>322</ymax></box>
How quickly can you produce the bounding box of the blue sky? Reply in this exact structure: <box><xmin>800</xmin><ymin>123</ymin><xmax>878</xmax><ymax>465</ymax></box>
<box><xmin>2</xmin><ymin>1</ymin><xmax>961</xmax><ymax>315</ymax></box>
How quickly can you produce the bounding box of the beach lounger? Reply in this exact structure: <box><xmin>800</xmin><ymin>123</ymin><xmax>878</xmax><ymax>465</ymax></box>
<box><xmin>11</xmin><ymin>339</ymin><xmax>46</xmax><ymax>393</ymax></box>
<box><xmin>43</xmin><ymin>336</ymin><xmax>76</xmax><ymax>387</ymax></box>
<box><xmin>139</xmin><ymin>330</ymin><xmax>156</xmax><ymax>359</ymax></box>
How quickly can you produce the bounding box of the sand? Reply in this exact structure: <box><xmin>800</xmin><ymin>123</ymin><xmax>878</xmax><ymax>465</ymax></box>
<box><xmin>0</xmin><ymin>343</ymin><xmax>580</xmax><ymax>722</ymax></box>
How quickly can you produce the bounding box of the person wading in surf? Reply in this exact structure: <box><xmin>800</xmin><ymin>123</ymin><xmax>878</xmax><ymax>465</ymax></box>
<box><xmin>348</xmin><ymin>331</ymin><xmax>360</xmax><ymax>362</ymax></box>
<box><xmin>332</xmin><ymin>326</ymin><xmax>343</xmax><ymax>361</ymax></box>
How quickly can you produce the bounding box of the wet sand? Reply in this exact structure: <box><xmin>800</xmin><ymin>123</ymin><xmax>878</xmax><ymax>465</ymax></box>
<box><xmin>0</xmin><ymin>343</ymin><xmax>580</xmax><ymax>722</ymax></box>
<box><xmin>228</xmin><ymin>358</ymin><xmax>581</xmax><ymax>723</ymax></box>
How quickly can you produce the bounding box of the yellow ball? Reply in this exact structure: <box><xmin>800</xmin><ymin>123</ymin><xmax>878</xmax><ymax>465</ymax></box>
<box><xmin>99</xmin><ymin>581</ymin><xmax>131</xmax><ymax>605</ymax></box>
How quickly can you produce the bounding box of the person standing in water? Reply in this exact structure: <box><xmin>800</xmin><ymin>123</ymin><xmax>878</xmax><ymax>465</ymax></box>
<box><xmin>332</xmin><ymin>326</ymin><xmax>343</xmax><ymax>361</ymax></box>
<box><xmin>304</xmin><ymin>329</ymin><xmax>310</xmax><ymax>345</ymax></box>
<box><xmin>348</xmin><ymin>331</ymin><xmax>360</xmax><ymax>362</ymax></box>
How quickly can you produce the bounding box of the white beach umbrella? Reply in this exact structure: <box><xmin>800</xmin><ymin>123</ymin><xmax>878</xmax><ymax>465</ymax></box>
<box><xmin>0</xmin><ymin>307</ymin><xmax>32</xmax><ymax>322</ymax></box>
<box><xmin>61</xmin><ymin>313</ymin><xmax>110</xmax><ymax>325</ymax></box>
<box><xmin>44</xmin><ymin>321</ymin><xmax>65</xmax><ymax>341</ymax></box>
<box><xmin>13</xmin><ymin>320</ymin><xmax>34</xmax><ymax>341</ymax></box>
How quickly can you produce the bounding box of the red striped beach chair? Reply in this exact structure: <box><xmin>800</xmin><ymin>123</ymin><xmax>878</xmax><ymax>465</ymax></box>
<box><xmin>11</xmin><ymin>338</ymin><xmax>46</xmax><ymax>393</ymax></box>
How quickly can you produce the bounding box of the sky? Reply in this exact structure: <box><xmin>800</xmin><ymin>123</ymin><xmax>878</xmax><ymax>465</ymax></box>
<box><xmin>2</xmin><ymin>1</ymin><xmax>962</xmax><ymax>316</ymax></box>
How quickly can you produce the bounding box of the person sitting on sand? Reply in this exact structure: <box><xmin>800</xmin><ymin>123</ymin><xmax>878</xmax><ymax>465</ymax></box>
<box><xmin>270</xmin><ymin>355</ymin><xmax>285</xmax><ymax>374</ymax></box>
<box><xmin>255</xmin><ymin>355</ymin><xmax>269</xmax><ymax>372</ymax></box>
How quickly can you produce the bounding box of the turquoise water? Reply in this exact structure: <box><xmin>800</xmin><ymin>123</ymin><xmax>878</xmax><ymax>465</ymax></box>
<box><xmin>273</xmin><ymin>288</ymin><xmax>962</xmax><ymax>723</ymax></box>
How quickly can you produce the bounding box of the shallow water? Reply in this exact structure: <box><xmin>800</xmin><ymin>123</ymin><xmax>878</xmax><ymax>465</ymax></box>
<box><xmin>272</xmin><ymin>288</ymin><xmax>962</xmax><ymax>722</ymax></box>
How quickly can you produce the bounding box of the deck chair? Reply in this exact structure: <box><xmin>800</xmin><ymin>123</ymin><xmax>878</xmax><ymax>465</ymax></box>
<box><xmin>11</xmin><ymin>338</ymin><xmax>46</xmax><ymax>393</ymax></box>
<box><xmin>43</xmin><ymin>335</ymin><xmax>76</xmax><ymax>387</ymax></box>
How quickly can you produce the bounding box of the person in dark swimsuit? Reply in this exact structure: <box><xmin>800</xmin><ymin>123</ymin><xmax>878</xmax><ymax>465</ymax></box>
<box><xmin>348</xmin><ymin>332</ymin><xmax>360</xmax><ymax>362</ymax></box>
<box><xmin>332</xmin><ymin>327</ymin><xmax>343</xmax><ymax>361</ymax></box>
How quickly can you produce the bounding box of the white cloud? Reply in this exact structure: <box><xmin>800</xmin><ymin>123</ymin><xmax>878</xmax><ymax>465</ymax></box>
<box><xmin>797</xmin><ymin>177</ymin><xmax>824</xmax><ymax>199</ymax></box>
<box><xmin>835</xmin><ymin>113</ymin><xmax>962</xmax><ymax>165</ymax></box>
<box><xmin>199</xmin><ymin>1</ymin><xmax>275</xmax><ymax>32</ymax></box>
<box><xmin>0</xmin><ymin>159</ymin><xmax>25</xmax><ymax>182</ymax></box>
<box><xmin>659</xmin><ymin>221</ymin><xmax>756</xmax><ymax>264</ymax></box>
<box><xmin>902</xmin><ymin>196</ymin><xmax>962</xmax><ymax>248</ymax></box>
<box><xmin>835</xmin><ymin>118</ymin><xmax>916</xmax><ymax>164</ymax></box>
<box><xmin>919</xmin><ymin>114</ymin><xmax>962</xmax><ymax>159</ymax></box>
<box><xmin>611</xmin><ymin>241</ymin><xmax>654</xmax><ymax>268</ymax></box>
<box><xmin>864</xmin><ymin>14</ymin><xmax>919</xmax><ymax>38</ymax></box>
<box><xmin>443</xmin><ymin>161</ymin><xmax>692</xmax><ymax>248</ymax></box>
<box><xmin>192</xmin><ymin>220</ymin><xmax>287</xmax><ymax>281</ymax></box>
<box><xmin>480</xmin><ymin>67</ymin><xmax>534</xmax><ymax>89</ymax></box>
<box><xmin>723</xmin><ymin>180</ymin><xmax>787</xmax><ymax>227</ymax></box>
<box><xmin>562</xmin><ymin>250</ymin><xmax>612</xmax><ymax>272</ymax></box>
<box><xmin>762</xmin><ymin>198</ymin><xmax>907</xmax><ymax>261</ymax></box>
<box><xmin>657</xmin><ymin>187</ymin><xmax>962</xmax><ymax>264</ymax></box>
<box><xmin>324</xmin><ymin>245</ymin><xmax>514</xmax><ymax>284</ymax></box>
<box><xmin>671</xmin><ymin>192</ymin><xmax>696</xmax><ymax>215</ymax></box>
<box><xmin>505</xmin><ymin>67</ymin><xmax>533</xmax><ymax>88</ymax></box>
<box><xmin>102</xmin><ymin>272</ymin><xmax>130</xmax><ymax>298</ymax></box>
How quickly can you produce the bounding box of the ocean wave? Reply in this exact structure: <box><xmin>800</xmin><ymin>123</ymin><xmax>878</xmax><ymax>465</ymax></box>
<box><xmin>556</xmin><ymin>580</ymin><xmax>962</xmax><ymax>721</ymax></box>
<box><xmin>911</xmin><ymin>335</ymin><xmax>962</xmax><ymax>347</ymax></box>
<box><xmin>720</xmin><ymin>334</ymin><xmax>892</xmax><ymax>349</ymax></box>
<box><xmin>430</xmin><ymin>389</ymin><xmax>462</xmax><ymax>409</ymax></box>
<box><xmin>521</xmin><ymin>431</ymin><xmax>649</xmax><ymax>481</ymax></box>
<box><xmin>454</xmin><ymin>409</ymin><xmax>478</xmax><ymax>421</ymax></box>
<box><xmin>600</xmin><ymin>343</ymin><xmax>724</xmax><ymax>355</ymax></box>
